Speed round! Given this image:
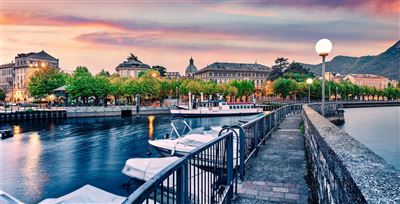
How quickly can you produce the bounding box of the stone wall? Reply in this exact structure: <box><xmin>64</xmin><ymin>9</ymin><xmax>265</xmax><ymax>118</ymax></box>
<box><xmin>302</xmin><ymin>105</ymin><xmax>400</xmax><ymax>203</ymax></box>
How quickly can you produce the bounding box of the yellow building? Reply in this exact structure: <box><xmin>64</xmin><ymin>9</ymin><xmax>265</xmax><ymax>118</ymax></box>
<box><xmin>344</xmin><ymin>74</ymin><xmax>391</xmax><ymax>90</ymax></box>
<box><xmin>0</xmin><ymin>51</ymin><xmax>60</xmax><ymax>102</ymax></box>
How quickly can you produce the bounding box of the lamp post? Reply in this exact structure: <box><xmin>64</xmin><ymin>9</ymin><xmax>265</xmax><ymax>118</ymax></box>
<box><xmin>328</xmin><ymin>72</ymin><xmax>331</xmax><ymax>101</ymax></box>
<box><xmin>306</xmin><ymin>78</ymin><xmax>313</xmax><ymax>103</ymax></box>
<box><xmin>336</xmin><ymin>86</ymin><xmax>338</xmax><ymax>102</ymax></box>
<box><xmin>315</xmin><ymin>39</ymin><xmax>332</xmax><ymax>117</ymax></box>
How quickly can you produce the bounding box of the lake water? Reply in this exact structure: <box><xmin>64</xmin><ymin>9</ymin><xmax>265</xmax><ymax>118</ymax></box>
<box><xmin>340</xmin><ymin>106</ymin><xmax>400</xmax><ymax>170</ymax></box>
<box><xmin>0</xmin><ymin>114</ymin><xmax>262</xmax><ymax>203</ymax></box>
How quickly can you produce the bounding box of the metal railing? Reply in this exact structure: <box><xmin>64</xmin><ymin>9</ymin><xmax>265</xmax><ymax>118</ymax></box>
<box><xmin>124</xmin><ymin>104</ymin><xmax>303</xmax><ymax>204</ymax></box>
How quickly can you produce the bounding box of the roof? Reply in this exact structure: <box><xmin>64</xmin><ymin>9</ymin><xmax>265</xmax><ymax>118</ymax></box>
<box><xmin>16</xmin><ymin>50</ymin><xmax>58</xmax><ymax>61</ymax></box>
<box><xmin>53</xmin><ymin>85</ymin><xmax>67</xmax><ymax>92</ymax></box>
<box><xmin>116</xmin><ymin>59</ymin><xmax>151</xmax><ymax>70</ymax></box>
<box><xmin>347</xmin><ymin>74</ymin><xmax>388</xmax><ymax>79</ymax></box>
<box><xmin>196</xmin><ymin>62</ymin><xmax>271</xmax><ymax>73</ymax></box>
<box><xmin>0</xmin><ymin>63</ymin><xmax>14</xmax><ymax>69</ymax></box>
<box><xmin>185</xmin><ymin>57</ymin><xmax>198</xmax><ymax>73</ymax></box>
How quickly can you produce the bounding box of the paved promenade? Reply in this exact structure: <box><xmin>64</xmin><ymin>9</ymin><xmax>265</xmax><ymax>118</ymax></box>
<box><xmin>234</xmin><ymin>114</ymin><xmax>309</xmax><ymax>203</ymax></box>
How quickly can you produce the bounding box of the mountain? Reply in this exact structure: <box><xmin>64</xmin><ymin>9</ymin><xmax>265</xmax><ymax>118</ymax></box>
<box><xmin>302</xmin><ymin>40</ymin><xmax>400</xmax><ymax>80</ymax></box>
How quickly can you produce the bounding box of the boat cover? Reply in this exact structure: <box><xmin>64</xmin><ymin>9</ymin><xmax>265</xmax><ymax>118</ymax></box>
<box><xmin>39</xmin><ymin>185</ymin><xmax>126</xmax><ymax>204</ymax></box>
<box><xmin>148</xmin><ymin>134</ymin><xmax>215</xmax><ymax>155</ymax></box>
<box><xmin>122</xmin><ymin>157</ymin><xmax>180</xmax><ymax>180</ymax></box>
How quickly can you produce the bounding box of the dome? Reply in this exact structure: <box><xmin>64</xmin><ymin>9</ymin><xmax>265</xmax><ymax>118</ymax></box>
<box><xmin>185</xmin><ymin>57</ymin><xmax>198</xmax><ymax>74</ymax></box>
<box><xmin>116</xmin><ymin>59</ymin><xmax>150</xmax><ymax>71</ymax></box>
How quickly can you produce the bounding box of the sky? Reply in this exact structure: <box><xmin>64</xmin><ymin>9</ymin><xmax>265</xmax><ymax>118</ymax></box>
<box><xmin>0</xmin><ymin>0</ymin><xmax>399</xmax><ymax>74</ymax></box>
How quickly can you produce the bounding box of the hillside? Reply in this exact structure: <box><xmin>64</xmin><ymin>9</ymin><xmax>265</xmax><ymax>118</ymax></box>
<box><xmin>302</xmin><ymin>40</ymin><xmax>400</xmax><ymax>80</ymax></box>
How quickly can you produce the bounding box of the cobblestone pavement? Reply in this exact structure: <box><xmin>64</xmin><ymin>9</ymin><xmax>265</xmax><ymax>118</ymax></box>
<box><xmin>233</xmin><ymin>114</ymin><xmax>309</xmax><ymax>204</ymax></box>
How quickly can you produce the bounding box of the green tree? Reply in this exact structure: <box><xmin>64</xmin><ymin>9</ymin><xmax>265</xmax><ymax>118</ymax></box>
<box><xmin>28</xmin><ymin>67</ymin><xmax>68</xmax><ymax>99</ymax></box>
<box><xmin>151</xmin><ymin>65</ymin><xmax>167</xmax><ymax>77</ymax></box>
<box><xmin>230</xmin><ymin>80</ymin><xmax>254</xmax><ymax>101</ymax></box>
<box><xmin>269</xmin><ymin>57</ymin><xmax>289</xmax><ymax>80</ymax></box>
<box><xmin>66</xmin><ymin>66</ymin><xmax>96</xmax><ymax>105</ymax></box>
<box><xmin>285</xmin><ymin>62</ymin><xmax>312</xmax><ymax>76</ymax></box>
<box><xmin>109</xmin><ymin>75</ymin><xmax>125</xmax><ymax>105</ymax></box>
<box><xmin>94</xmin><ymin>75</ymin><xmax>111</xmax><ymax>106</ymax></box>
<box><xmin>0</xmin><ymin>89</ymin><xmax>5</xmax><ymax>101</ymax></box>
<box><xmin>273</xmin><ymin>78</ymin><xmax>298</xmax><ymax>99</ymax></box>
<box><xmin>96</xmin><ymin>69</ymin><xmax>111</xmax><ymax>77</ymax></box>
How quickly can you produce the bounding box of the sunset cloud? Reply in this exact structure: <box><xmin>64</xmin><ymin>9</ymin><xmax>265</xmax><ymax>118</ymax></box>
<box><xmin>1</xmin><ymin>1</ymin><xmax>398</xmax><ymax>74</ymax></box>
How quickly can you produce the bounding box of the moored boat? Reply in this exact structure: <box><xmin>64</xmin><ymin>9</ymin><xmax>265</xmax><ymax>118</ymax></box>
<box><xmin>0</xmin><ymin>129</ymin><xmax>13</xmax><ymax>140</ymax></box>
<box><xmin>171</xmin><ymin>101</ymin><xmax>263</xmax><ymax>117</ymax></box>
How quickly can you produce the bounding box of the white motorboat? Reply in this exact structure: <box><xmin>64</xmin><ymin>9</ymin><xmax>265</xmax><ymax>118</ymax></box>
<box><xmin>122</xmin><ymin>157</ymin><xmax>219</xmax><ymax>203</ymax></box>
<box><xmin>149</xmin><ymin>134</ymin><xmax>215</xmax><ymax>157</ymax></box>
<box><xmin>171</xmin><ymin>101</ymin><xmax>263</xmax><ymax>117</ymax></box>
<box><xmin>122</xmin><ymin>157</ymin><xmax>180</xmax><ymax>180</ymax></box>
<box><xmin>0</xmin><ymin>190</ymin><xmax>23</xmax><ymax>204</ymax></box>
<box><xmin>39</xmin><ymin>185</ymin><xmax>126</xmax><ymax>204</ymax></box>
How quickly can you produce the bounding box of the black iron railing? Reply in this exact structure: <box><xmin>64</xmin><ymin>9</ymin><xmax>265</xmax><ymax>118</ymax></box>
<box><xmin>124</xmin><ymin>104</ymin><xmax>303</xmax><ymax>204</ymax></box>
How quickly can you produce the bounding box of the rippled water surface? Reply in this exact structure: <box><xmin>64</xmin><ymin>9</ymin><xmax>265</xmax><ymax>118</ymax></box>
<box><xmin>1</xmin><ymin>114</ymin><xmax>262</xmax><ymax>203</ymax></box>
<box><xmin>340</xmin><ymin>106</ymin><xmax>400</xmax><ymax>170</ymax></box>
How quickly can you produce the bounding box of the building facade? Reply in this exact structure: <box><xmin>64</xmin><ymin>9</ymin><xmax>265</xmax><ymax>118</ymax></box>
<box><xmin>194</xmin><ymin>62</ymin><xmax>271</xmax><ymax>87</ymax></box>
<box><xmin>0</xmin><ymin>63</ymin><xmax>15</xmax><ymax>100</ymax></box>
<box><xmin>165</xmin><ymin>72</ymin><xmax>181</xmax><ymax>79</ymax></box>
<box><xmin>0</xmin><ymin>51</ymin><xmax>59</xmax><ymax>101</ymax></box>
<box><xmin>344</xmin><ymin>74</ymin><xmax>391</xmax><ymax>90</ymax></box>
<box><xmin>185</xmin><ymin>57</ymin><xmax>198</xmax><ymax>77</ymax></box>
<box><xmin>115</xmin><ymin>58</ymin><xmax>151</xmax><ymax>78</ymax></box>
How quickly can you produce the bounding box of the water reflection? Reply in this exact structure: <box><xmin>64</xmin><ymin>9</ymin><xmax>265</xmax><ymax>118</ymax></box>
<box><xmin>23</xmin><ymin>132</ymin><xmax>44</xmax><ymax>200</ymax></box>
<box><xmin>148</xmin><ymin>115</ymin><xmax>155</xmax><ymax>140</ymax></box>
<box><xmin>1</xmin><ymin>114</ymin><xmax>262</xmax><ymax>203</ymax></box>
<box><xmin>13</xmin><ymin>125</ymin><xmax>22</xmax><ymax>134</ymax></box>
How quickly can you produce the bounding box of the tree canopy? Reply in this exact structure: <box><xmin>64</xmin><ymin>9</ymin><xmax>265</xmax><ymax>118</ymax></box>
<box><xmin>0</xmin><ymin>89</ymin><xmax>5</xmax><ymax>101</ymax></box>
<box><xmin>28</xmin><ymin>67</ymin><xmax>68</xmax><ymax>98</ymax></box>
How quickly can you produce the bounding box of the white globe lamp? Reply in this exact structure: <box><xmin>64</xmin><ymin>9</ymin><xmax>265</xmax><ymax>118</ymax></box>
<box><xmin>315</xmin><ymin>39</ymin><xmax>332</xmax><ymax>56</ymax></box>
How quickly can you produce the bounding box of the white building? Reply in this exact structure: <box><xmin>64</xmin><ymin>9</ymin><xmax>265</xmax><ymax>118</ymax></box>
<box><xmin>194</xmin><ymin>62</ymin><xmax>271</xmax><ymax>87</ymax></box>
<box><xmin>115</xmin><ymin>58</ymin><xmax>151</xmax><ymax>78</ymax></box>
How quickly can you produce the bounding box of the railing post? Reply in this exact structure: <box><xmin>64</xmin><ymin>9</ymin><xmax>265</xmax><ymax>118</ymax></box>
<box><xmin>269</xmin><ymin>113</ymin><xmax>272</xmax><ymax>132</ymax></box>
<box><xmin>176</xmin><ymin>160</ymin><xmax>188</xmax><ymax>204</ymax></box>
<box><xmin>253</xmin><ymin>122</ymin><xmax>258</xmax><ymax>156</ymax></box>
<box><xmin>262</xmin><ymin>116</ymin><xmax>266</xmax><ymax>145</ymax></box>
<box><xmin>227</xmin><ymin>132</ymin><xmax>234</xmax><ymax>203</ymax></box>
<box><xmin>239</xmin><ymin>128</ymin><xmax>245</xmax><ymax>180</ymax></box>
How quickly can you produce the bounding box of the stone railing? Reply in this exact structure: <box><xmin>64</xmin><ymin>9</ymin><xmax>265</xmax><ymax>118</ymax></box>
<box><xmin>302</xmin><ymin>105</ymin><xmax>400</xmax><ymax>203</ymax></box>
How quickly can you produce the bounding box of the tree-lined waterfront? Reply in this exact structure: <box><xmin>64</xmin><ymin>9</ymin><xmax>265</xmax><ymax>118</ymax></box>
<box><xmin>25</xmin><ymin>57</ymin><xmax>400</xmax><ymax>106</ymax></box>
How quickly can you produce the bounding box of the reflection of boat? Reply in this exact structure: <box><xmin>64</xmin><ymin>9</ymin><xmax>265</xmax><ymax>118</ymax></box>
<box><xmin>171</xmin><ymin>101</ymin><xmax>263</xmax><ymax>117</ymax></box>
<box><xmin>0</xmin><ymin>190</ymin><xmax>23</xmax><ymax>204</ymax></box>
<box><xmin>0</xmin><ymin>129</ymin><xmax>13</xmax><ymax>139</ymax></box>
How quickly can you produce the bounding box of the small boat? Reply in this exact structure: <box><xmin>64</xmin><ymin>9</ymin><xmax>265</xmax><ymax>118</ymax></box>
<box><xmin>122</xmin><ymin>157</ymin><xmax>218</xmax><ymax>203</ymax></box>
<box><xmin>0</xmin><ymin>129</ymin><xmax>13</xmax><ymax>140</ymax></box>
<box><xmin>171</xmin><ymin>100</ymin><xmax>263</xmax><ymax>117</ymax></box>
<box><xmin>122</xmin><ymin>157</ymin><xmax>180</xmax><ymax>180</ymax></box>
<box><xmin>39</xmin><ymin>185</ymin><xmax>126</xmax><ymax>204</ymax></box>
<box><xmin>0</xmin><ymin>190</ymin><xmax>23</xmax><ymax>204</ymax></box>
<box><xmin>149</xmin><ymin>134</ymin><xmax>216</xmax><ymax>157</ymax></box>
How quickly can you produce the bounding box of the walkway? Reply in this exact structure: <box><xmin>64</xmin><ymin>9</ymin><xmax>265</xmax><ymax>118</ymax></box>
<box><xmin>234</xmin><ymin>114</ymin><xmax>309</xmax><ymax>204</ymax></box>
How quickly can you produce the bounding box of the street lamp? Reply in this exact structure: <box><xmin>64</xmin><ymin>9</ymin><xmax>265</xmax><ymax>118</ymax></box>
<box><xmin>315</xmin><ymin>39</ymin><xmax>332</xmax><ymax>117</ymax></box>
<box><xmin>306</xmin><ymin>78</ymin><xmax>313</xmax><ymax>103</ymax></box>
